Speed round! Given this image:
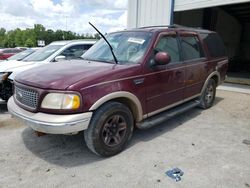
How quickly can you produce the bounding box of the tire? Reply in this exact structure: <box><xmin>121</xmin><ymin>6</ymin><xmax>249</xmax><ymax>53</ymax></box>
<box><xmin>84</xmin><ymin>102</ymin><xmax>134</xmax><ymax>157</ymax></box>
<box><xmin>199</xmin><ymin>79</ymin><xmax>216</xmax><ymax>109</ymax></box>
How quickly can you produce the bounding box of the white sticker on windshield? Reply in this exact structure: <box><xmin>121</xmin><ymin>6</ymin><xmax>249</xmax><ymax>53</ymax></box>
<box><xmin>128</xmin><ymin>38</ymin><xmax>145</xmax><ymax>44</ymax></box>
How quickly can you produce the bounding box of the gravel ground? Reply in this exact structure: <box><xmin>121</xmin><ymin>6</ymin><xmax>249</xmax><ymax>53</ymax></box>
<box><xmin>0</xmin><ymin>90</ymin><xmax>250</xmax><ymax>188</ymax></box>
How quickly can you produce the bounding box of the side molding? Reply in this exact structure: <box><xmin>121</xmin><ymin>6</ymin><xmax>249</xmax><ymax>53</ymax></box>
<box><xmin>89</xmin><ymin>91</ymin><xmax>143</xmax><ymax>121</ymax></box>
<box><xmin>201</xmin><ymin>71</ymin><xmax>220</xmax><ymax>95</ymax></box>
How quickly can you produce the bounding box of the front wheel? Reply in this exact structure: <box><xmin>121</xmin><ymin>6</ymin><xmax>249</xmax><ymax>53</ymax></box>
<box><xmin>199</xmin><ymin>79</ymin><xmax>216</xmax><ymax>109</ymax></box>
<box><xmin>84</xmin><ymin>102</ymin><xmax>134</xmax><ymax>157</ymax></box>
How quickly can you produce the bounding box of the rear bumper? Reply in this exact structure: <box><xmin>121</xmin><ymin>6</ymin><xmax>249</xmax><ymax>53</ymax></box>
<box><xmin>7</xmin><ymin>96</ymin><xmax>92</xmax><ymax>134</ymax></box>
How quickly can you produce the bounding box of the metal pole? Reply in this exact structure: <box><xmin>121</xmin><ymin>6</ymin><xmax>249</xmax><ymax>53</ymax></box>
<box><xmin>170</xmin><ymin>0</ymin><xmax>175</xmax><ymax>25</ymax></box>
<box><xmin>136</xmin><ymin>0</ymin><xmax>139</xmax><ymax>28</ymax></box>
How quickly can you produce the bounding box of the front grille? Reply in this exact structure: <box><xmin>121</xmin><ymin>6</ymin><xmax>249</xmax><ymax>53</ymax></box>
<box><xmin>14</xmin><ymin>85</ymin><xmax>38</xmax><ymax>109</ymax></box>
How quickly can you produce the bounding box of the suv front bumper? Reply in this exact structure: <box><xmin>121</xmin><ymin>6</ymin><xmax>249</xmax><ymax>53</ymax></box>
<box><xmin>7</xmin><ymin>96</ymin><xmax>92</xmax><ymax>134</ymax></box>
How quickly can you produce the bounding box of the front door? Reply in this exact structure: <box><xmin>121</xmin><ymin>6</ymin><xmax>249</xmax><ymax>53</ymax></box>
<box><xmin>144</xmin><ymin>32</ymin><xmax>185</xmax><ymax>117</ymax></box>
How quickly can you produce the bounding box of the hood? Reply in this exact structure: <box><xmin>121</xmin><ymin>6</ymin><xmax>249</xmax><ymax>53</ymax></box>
<box><xmin>0</xmin><ymin>60</ymin><xmax>36</xmax><ymax>73</ymax></box>
<box><xmin>8</xmin><ymin>63</ymin><xmax>43</xmax><ymax>81</ymax></box>
<box><xmin>15</xmin><ymin>60</ymin><xmax>124</xmax><ymax>90</ymax></box>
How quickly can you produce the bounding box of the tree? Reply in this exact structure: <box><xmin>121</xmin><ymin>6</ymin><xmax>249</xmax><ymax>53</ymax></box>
<box><xmin>0</xmin><ymin>24</ymin><xmax>101</xmax><ymax>48</ymax></box>
<box><xmin>44</xmin><ymin>29</ymin><xmax>55</xmax><ymax>45</ymax></box>
<box><xmin>0</xmin><ymin>28</ymin><xmax>6</xmax><ymax>47</ymax></box>
<box><xmin>6</xmin><ymin>30</ymin><xmax>16</xmax><ymax>47</ymax></box>
<box><xmin>14</xmin><ymin>28</ymin><xmax>24</xmax><ymax>46</ymax></box>
<box><xmin>34</xmin><ymin>24</ymin><xmax>46</xmax><ymax>41</ymax></box>
<box><xmin>94</xmin><ymin>33</ymin><xmax>101</xmax><ymax>39</ymax></box>
<box><xmin>25</xmin><ymin>38</ymin><xmax>35</xmax><ymax>47</ymax></box>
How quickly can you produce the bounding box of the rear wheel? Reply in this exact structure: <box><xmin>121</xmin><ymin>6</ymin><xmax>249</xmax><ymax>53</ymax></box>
<box><xmin>199</xmin><ymin>79</ymin><xmax>216</xmax><ymax>109</ymax></box>
<box><xmin>84</xmin><ymin>102</ymin><xmax>134</xmax><ymax>157</ymax></box>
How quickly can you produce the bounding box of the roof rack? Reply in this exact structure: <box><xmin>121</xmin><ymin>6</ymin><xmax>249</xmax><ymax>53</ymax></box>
<box><xmin>137</xmin><ymin>24</ymin><xmax>208</xmax><ymax>31</ymax></box>
<box><xmin>138</xmin><ymin>25</ymin><xmax>175</xmax><ymax>29</ymax></box>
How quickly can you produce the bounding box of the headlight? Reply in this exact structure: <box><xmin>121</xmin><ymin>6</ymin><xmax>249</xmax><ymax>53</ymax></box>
<box><xmin>0</xmin><ymin>72</ymin><xmax>10</xmax><ymax>81</ymax></box>
<box><xmin>41</xmin><ymin>93</ymin><xmax>81</xmax><ymax>110</ymax></box>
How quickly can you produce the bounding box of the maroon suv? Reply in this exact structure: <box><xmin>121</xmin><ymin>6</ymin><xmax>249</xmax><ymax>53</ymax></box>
<box><xmin>8</xmin><ymin>26</ymin><xmax>228</xmax><ymax>156</ymax></box>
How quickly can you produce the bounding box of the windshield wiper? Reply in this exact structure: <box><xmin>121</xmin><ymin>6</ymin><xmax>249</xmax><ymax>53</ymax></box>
<box><xmin>89</xmin><ymin>22</ymin><xmax>118</xmax><ymax>64</ymax></box>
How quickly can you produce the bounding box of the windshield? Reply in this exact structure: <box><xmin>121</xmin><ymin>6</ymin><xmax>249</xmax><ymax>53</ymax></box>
<box><xmin>23</xmin><ymin>45</ymin><xmax>63</xmax><ymax>62</ymax></box>
<box><xmin>82</xmin><ymin>31</ymin><xmax>152</xmax><ymax>64</ymax></box>
<box><xmin>7</xmin><ymin>49</ymin><xmax>35</xmax><ymax>61</ymax></box>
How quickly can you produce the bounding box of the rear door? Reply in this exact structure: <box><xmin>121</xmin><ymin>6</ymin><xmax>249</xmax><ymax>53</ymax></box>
<box><xmin>144</xmin><ymin>32</ymin><xmax>185</xmax><ymax>117</ymax></box>
<box><xmin>178</xmin><ymin>32</ymin><xmax>208</xmax><ymax>99</ymax></box>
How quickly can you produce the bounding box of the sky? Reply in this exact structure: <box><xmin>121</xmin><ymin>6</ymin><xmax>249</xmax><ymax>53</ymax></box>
<box><xmin>0</xmin><ymin>0</ymin><xmax>128</xmax><ymax>34</ymax></box>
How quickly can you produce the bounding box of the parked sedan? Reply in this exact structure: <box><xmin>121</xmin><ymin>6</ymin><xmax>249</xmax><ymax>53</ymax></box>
<box><xmin>6</xmin><ymin>48</ymin><xmax>39</xmax><ymax>61</ymax></box>
<box><xmin>0</xmin><ymin>48</ymin><xmax>23</xmax><ymax>60</ymax></box>
<box><xmin>0</xmin><ymin>40</ymin><xmax>96</xmax><ymax>101</ymax></box>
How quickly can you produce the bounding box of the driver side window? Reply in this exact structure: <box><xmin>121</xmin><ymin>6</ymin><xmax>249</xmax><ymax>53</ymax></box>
<box><xmin>155</xmin><ymin>35</ymin><xmax>180</xmax><ymax>63</ymax></box>
<box><xmin>61</xmin><ymin>45</ymin><xmax>85</xmax><ymax>60</ymax></box>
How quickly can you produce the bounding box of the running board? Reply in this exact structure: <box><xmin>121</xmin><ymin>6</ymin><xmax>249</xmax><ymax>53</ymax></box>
<box><xmin>137</xmin><ymin>100</ymin><xmax>200</xmax><ymax>129</ymax></box>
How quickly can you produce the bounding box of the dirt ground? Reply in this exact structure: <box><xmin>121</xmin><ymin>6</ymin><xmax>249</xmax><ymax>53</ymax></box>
<box><xmin>0</xmin><ymin>90</ymin><xmax>250</xmax><ymax>188</ymax></box>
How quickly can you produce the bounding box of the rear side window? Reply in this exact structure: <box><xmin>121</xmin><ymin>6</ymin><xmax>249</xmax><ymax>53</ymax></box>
<box><xmin>180</xmin><ymin>36</ymin><xmax>204</xmax><ymax>61</ymax></box>
<box><xmin>155</xmin><ymin>35</ymin><xmax>180</xmax><ymax>63</ymax></box>
<box><xmin>200</xmin><ymin>33</ymin><xmax>227</xmax><ymax>58</ymax></box>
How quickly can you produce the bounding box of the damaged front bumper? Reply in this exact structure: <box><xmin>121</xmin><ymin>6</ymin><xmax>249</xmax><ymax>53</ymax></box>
<box><xmin>7</xmin><ymin>96</ymin><xmax>92</xmax><ymax>134</ymax></box>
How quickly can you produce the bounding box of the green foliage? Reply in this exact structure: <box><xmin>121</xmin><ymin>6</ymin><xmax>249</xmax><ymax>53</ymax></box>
<box><xmin>25</xmin><ymin>38</ymin><xmax>35</xmax><ymax>47</ymax></box>
<box><xmin>0</xmin><ymin>28</ymin><xmax>6</xmax><ymax>47</ymax></box>
<box><xmin>0</xmin><ymin>24</ymin><xmax>100</xmax><ymax>48</ymax></box>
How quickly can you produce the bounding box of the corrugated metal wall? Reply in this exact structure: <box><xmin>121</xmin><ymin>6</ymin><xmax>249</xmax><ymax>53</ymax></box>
<box><xmin>175</xmin><ymin>0</ymin><xmax>250</xmax><ymax>11</ymax></box>
<box><xmin>127</xmin><ymin>0</ymin><xmax>172</xmax><ymax>28</ymax></box>
<box><xmin>127</xmin><ymin>0</ymin><xmax>249</xmax><ymax>28</ymax></box>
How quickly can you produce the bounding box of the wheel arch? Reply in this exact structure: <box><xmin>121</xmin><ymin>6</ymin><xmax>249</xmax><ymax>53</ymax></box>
<box><xmin>201</xmin><ymin>71</ymin><xmax>220</xmax><ymax>94</ymax></box>
<box><xmin>89</xmin><ymin>91</ymin><xmax>143</xmax><ymax>122</ymax></box>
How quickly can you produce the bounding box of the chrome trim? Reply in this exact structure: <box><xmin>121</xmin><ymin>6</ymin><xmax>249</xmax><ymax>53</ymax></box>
<box><xmin>144</xmin><ymin>94</ymin><xmax>200</xmax><ymax>118</ymax></box>
<box><xmin>8</xmin><ymin>97</ymin><xmax>92</xmax><ymax>134</ymax></box>
<box><xmin>13</xmin><ymin>82</ymin><xmax>41</xmax><ymax>111</ymax></box>
<box><xmin>133</xmin><ymin>78</ymin><xmax>145</xmax><ymax>85</ymax></box>
<box><xmin>89</xmin><ymin>91</ymin><xmax>143</xmax><ymax>122</ymax></box>
<box><xmin>14</xmin><ymin>85</ymin><xmax>38</xmax><ymax>110</ymax></box>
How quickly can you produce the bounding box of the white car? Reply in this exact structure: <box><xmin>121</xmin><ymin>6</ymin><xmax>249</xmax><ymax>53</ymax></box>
<box><xmin>0</xmin><ymin>40</ymin><xmax>96</xmax><ymax>101</ymax></box>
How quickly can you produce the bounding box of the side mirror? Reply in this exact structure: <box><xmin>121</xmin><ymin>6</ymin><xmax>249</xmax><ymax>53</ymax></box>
<box><xmin>155</xmin><ymin>52</ymin><xmax>171</xmax><ymax>65</ymax></box>
<box><xmin>55</xmin><ymin>55</ymin><xmax>66</xmax><ymax>62</ymax></box>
